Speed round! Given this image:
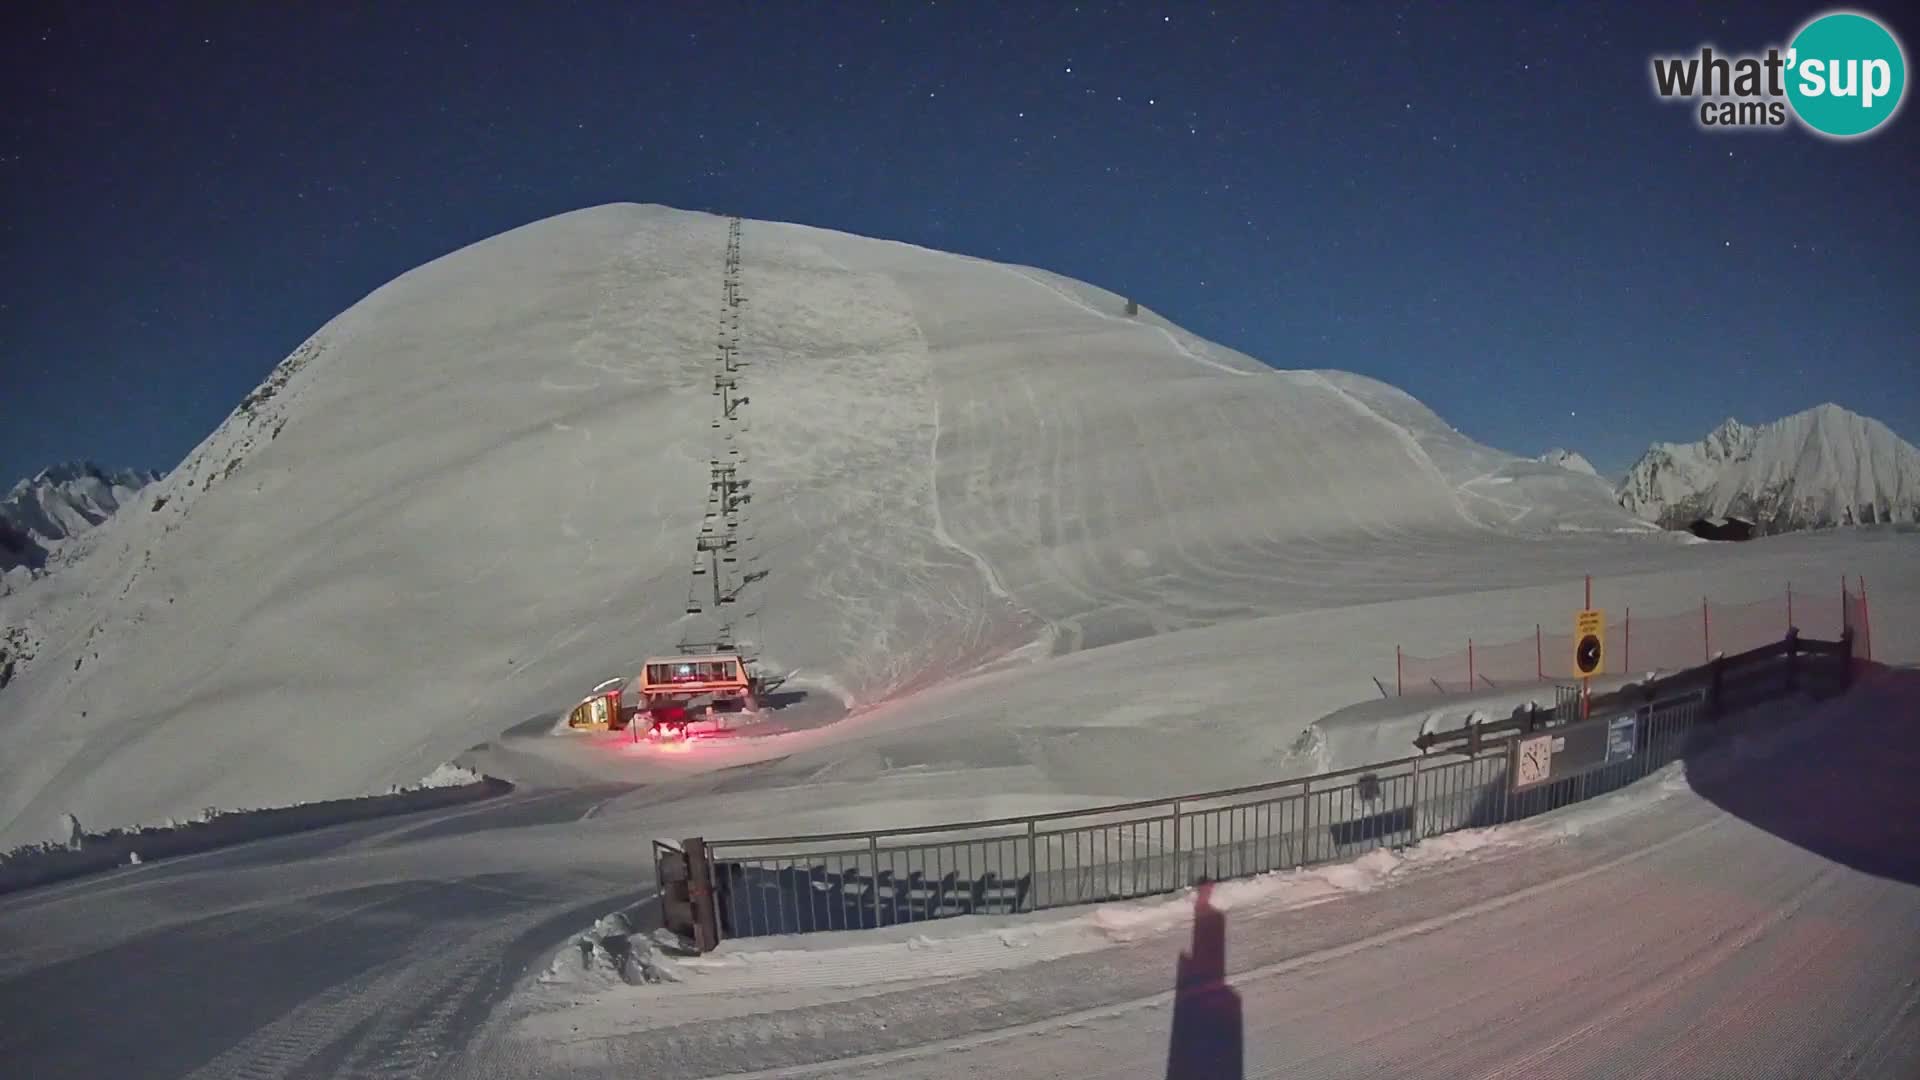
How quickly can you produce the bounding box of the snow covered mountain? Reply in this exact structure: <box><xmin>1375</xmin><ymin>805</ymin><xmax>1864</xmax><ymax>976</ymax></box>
<box><xmin>0</xmin><ymin>203</ymin><xmax>1692</xmax><ymax>845</ymax></box>
<box><xmin>1616</xmin><ymin>405</ymin><xmax>1920</xmax><ymax>533</ymax></box>
<box><xmin>1537</xmin><ymin>448</ymin><xmax>1600</xmax><ymax>478</ymax></box>
<box><xmin>0</xmin><ymin>462</ymin><xmax>162</xmax><ymax>573</ymax></box>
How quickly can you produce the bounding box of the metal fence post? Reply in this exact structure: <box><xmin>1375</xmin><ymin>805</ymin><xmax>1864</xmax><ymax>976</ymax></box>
<box><xmin>685</xmin><ymin>836</ymin><xmax>719</xmax><ymax>954</ymax></box>
<box><xmin>1026</xmin><ymin>818</ymin><xmax>1039</xmax><ymax>911</ymax></box>
<box><xmin>1409</xmin><ymin>754</ymin><xmax>1422</xmax><ymax>843</ymax></box>
<box><xmin>1301</xmin><ymin>780</ymin><xmax>1313</xmax><ymax>866</ymax></box>
<box><xmin>868</xmin><ymin>834</ymin><xmax>881</xmax><ymax>926</ymax></box>
<box><xmin>654</xmin><ymin>843</ymin><xmax>670</xmax><ymax>931</ymax></box>
<box><xmin>1169</xmin><ymin>800</ymin><xmax>1183</xmax><ymax>888</ymax></box>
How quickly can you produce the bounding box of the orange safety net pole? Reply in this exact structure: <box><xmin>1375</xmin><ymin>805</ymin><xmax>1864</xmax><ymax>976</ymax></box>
<box><xmin>1702</xmin><ymin>597</ymin><xmax>1712</xmax><ymax>662</ymax></box>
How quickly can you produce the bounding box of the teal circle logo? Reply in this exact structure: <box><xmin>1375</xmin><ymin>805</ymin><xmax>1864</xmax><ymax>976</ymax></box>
<box><xmin>1786</xmin><ymin>11</ymin><xmax>1907</xmax><ymax>137</ymax></box>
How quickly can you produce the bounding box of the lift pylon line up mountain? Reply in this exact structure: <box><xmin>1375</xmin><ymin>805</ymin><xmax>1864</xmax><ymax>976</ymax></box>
<box><xmin>568</xmin><ymin>216</ymin><xmax>778</xmax><ymax>740</ymax></box>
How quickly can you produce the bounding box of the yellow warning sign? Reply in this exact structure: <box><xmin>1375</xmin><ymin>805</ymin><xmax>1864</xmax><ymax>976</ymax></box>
<box><xmin>1574</xmin><ymin>608</ymin><xmax>1606</xmax><ymax>677</ymax></box>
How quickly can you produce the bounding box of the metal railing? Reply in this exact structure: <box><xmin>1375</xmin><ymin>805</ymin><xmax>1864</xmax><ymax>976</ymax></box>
<box><xmin>678</xmin><ymin>629</ymin><xmax>1853</xmax><ymax>944</ymax></box>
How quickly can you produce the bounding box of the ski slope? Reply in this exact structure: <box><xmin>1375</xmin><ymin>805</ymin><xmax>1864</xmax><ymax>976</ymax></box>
<box><xmin>463</xmin><ymin>526</ymin><xmax>1916</xmax><ymax>845</ymax></box>
<box><xmin>0</xmin><ymin>203</ymin><xmax>1914</xmax><ymax>849</ymax></box>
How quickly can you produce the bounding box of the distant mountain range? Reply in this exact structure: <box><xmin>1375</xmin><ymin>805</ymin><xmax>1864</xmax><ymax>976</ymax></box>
<box><xmin>1613</xmin><ymin>404</ymin><xmax>1919</xmax><ymax>534</ymax></box>
<box><xmin>1</xmin><ymin>462</ymin><xmax>162</xmax><ymax>573</ymax></box>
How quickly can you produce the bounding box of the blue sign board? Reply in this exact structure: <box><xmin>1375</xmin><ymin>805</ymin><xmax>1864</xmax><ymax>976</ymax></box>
<box><xmin>1605</xmin><ymin>711</ymin><xmax>1639</xmax><ymax>764</ymax></box>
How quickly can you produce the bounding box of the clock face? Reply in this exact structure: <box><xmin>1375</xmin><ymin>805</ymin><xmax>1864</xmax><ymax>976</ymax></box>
<box><xmin>1516</xmin><ymin>735</ymin><xmax>1552</xmax><ymax>786</ymax></box>
<box><xmin>1577</xmin><ymin>634</ymin><xmax>1602</xmax><ymax>674</ymax></box>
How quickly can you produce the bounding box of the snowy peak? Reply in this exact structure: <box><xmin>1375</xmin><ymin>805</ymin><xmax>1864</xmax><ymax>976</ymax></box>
<box><xmin>1616</xmin><ymin>404</ymin><xmax>1920</xmax><ymax>533</ymax></box>
<box><xmin>1700</xmin><ymin>418</ymin><xmax>1755</xmax><ymax>463</ymax></box>
<box><xmin>1537</xmin><ymin>448</ymin><xmax>1600</xmax><ymax>477</ymax></box>
<box><xmin>1</xmin><ymin>461</ymin><xmax>163</xmax><ymax>571</ymax></box>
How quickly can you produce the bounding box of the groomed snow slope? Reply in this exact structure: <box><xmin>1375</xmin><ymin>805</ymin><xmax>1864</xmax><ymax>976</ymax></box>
<box><xmin>471</xmin><ymin>527</ymin><xmax>1917</xmax><ymax>844</ymax></box>
<box><xmin>0</xmin><ymin>204</ymin><xmax>1903</xmax><ymax>848</ymax></box>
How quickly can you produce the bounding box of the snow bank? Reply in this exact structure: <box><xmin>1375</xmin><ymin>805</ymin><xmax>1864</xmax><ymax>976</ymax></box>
<box><xmin>0</xmin><ymin>770</ymin><xmax>507</xmax><ymax>896</ymax></box>
<box><xmin>539</xmin><ymin>910</ymin><xmax>692</xmax><ymax>989</ymax></box>
<box><xmin>392</xmin><ymin>762</ymin><xmax>483</xmax><ymax>792</ymax></box>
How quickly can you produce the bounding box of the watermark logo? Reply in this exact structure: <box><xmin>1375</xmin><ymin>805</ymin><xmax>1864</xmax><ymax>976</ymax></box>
<box><xmin>1650</xmin><ymin>9</ymin><xmax>1907</xmax><ymax>138</ymax></box>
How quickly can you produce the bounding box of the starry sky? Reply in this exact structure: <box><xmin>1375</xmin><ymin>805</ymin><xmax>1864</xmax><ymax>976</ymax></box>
<box><xmin>3</xmin><ymin>1</ymin><xmax>1916</xmax><ymax>488</ymax></box>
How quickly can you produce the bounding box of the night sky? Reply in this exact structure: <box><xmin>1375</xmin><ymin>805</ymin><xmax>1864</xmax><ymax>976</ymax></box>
<box><xmin>4</xmin><ymin>1</ymin><xmax>1916</xmax><ymax>487</ymax></box>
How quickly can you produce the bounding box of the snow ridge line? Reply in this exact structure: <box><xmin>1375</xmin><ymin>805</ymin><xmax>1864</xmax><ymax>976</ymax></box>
<box><xmin>994</xmin><ymin>266</ymin><xmax>1487</xmax><ymax>536</ymax></box>
<box><xmin>1300</xmin><ymin>370</ymin><xmax>1486</xmax><ymax>530</ymax></box>
<box><xmin>999</xmin><ymin>266</ymin><xmax>1259</xmax><ymax>379</ymax></box>
<box><xmin>710</xmin><ymin>814</ymin><xmax>1727</xmax><ymax>1080</ymax></box>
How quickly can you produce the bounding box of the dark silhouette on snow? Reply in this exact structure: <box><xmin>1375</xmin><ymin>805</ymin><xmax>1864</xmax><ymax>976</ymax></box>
<box><xmin>1165</xmin><ymin>880</ymin><xmax>1244</xmax><ymax>1079</ymax></box>
<box><xmin>1685</xmin><ymin>664</ymin><xmax>1920</xmax><ymax>888</ymax></box>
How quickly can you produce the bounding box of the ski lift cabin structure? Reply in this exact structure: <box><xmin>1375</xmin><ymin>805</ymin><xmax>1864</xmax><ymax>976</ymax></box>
<box><xmin>636</xmin><ymin>651</ymin><xmax>760</xmax><ymax>737</ymax></box>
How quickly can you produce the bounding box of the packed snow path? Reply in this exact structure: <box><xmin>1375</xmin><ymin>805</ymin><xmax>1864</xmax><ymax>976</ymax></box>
<box><xmin>0</xmin><ymin>784</ymin><xmax>649</xmax><ymax>1079</ymax></box>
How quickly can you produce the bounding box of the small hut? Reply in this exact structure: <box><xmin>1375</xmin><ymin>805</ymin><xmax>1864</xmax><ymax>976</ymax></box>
<box><xmin>1687</xmin><ymin>515</ymin><xmax>1755</xmax><ymax>542</ymax></box>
